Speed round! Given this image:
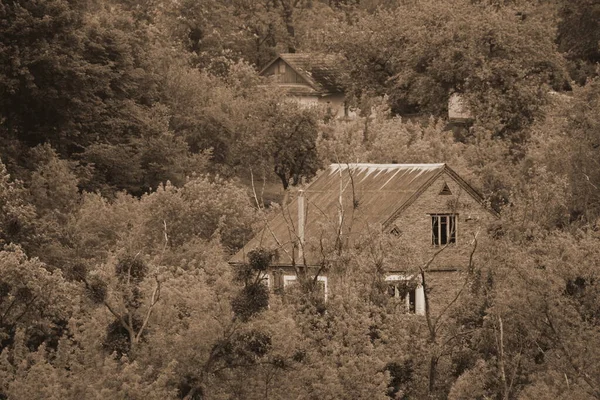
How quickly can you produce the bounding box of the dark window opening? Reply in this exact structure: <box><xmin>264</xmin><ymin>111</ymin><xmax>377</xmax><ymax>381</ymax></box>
<box><xmin>431</xmin><ymin>214</ymin><xmax>456</xmax><ymax>246</ymax></box>
<box><xmin>439</xmin><ymin>182</ymin><xmax>452</xmax><ymax>195</ymax></box>
<box><xmin>408</xmin><ymin>289</ymin><xmax>416</xmax><ymax>313</ymax></box>
<box><xmin>387</xmin><ymin>281</ymin><xmax>418</xmax><ymax>314</ymax></box>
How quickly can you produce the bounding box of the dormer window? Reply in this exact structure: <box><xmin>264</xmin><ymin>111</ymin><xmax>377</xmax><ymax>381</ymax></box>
<box><xmin>431</xmin><ymin>214</ymin><xmax>456</xmax><ymax>246</ymax></box>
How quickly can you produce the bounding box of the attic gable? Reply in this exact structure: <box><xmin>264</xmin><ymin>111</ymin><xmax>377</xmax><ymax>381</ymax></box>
<box><xmin>259</xmin><ymin>53</ymin><xmax>344</xmax><ymax>96</ymax></box>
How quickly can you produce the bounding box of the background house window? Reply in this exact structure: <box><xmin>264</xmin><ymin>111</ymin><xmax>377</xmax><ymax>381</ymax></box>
<box><xmin>431</xmin><ymin>214</ymin><xmax>456</xmax><ymax>246</ymax></box>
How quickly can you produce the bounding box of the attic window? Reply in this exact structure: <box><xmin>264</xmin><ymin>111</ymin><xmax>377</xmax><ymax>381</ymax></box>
<box><xmin>431</xmin><ymin>214</ymin><xmax>456</xmax><ymax>246</ymax></box>
<box><xmin>390</xmin><ymin>226</ymin><xmax>401</xmax><ymax>236</ymax></box>
<box><xmin>278</xmin><ymin>62</ymin><xmax>286</xmax><ymax>74</ymax></box>
<box><xmin>439</xmin><ymin>182</ymin><xmax>452</xmax><ymax>195</ymax></box>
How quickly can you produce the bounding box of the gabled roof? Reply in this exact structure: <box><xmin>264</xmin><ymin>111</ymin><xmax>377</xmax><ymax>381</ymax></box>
<box><xmin>231</xmin><ymin>163</ymin><xmax>489</xmax><ymax>266</ymax></box>
<box><xmin>259</xmin><ymin>53</ymin><xmax>344</xmax><ymax>95</ymax></box>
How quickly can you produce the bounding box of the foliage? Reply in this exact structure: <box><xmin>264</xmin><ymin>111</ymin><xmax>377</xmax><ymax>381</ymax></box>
<box><xmin>0</xmin><ymin>160</ymin><xmax>36</xmax><ymax>249</ymax></box>
<box><xmin>328</xmin><ymin>0</ymin><xmax>567</xmax><ymax>136</ymax></box>
<box><xmin>268</xmin><ymin>102</ymin><xmax>322</xmax><ymax>189</ymax></box>
<box><xmin>231</xmin><ymin>248</ymin><xmax>275</xmax><ymax>321</ymax></box>
<box><xmin>0</xmin><ymin>246</ymin><xmax>75</xmax><ymax>353</ymax></box>
<box><xmin>1</xmin><ymin>0</ymin><xmax>600</xmax><ymax>398</ymax></box>
<box><xmin>557</xmin><ymin>0</ymin><xmax>600</xmax><ymax>84</ymax></box>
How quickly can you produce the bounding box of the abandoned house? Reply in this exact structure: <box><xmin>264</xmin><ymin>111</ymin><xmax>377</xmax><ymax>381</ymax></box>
<box><xmin>259</xmin><ymin>53</ymin><xmax>355</xmax><ymax>119</ymax></box>
<box><xmin>230</xmin><ymin>163</ymin><xmax>497</xmax><ymax>315</ymax></box>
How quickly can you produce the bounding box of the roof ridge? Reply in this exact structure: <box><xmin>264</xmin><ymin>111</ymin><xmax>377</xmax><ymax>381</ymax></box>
<box><xmin>330</xmin><ymin>163</ymin><xmax>446</xmax><ymax>168</ymax></box>
<box><xmin>381</xmin><ymin>167</ymin><xmax>446</xmax><ymax>228</ymax></box>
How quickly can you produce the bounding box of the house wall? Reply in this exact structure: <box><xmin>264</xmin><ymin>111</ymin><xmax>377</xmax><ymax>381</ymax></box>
<box><xmin>294</xmin><ymin>96</ymin><xmax>320</xmax><ymax>106</ymax></box>
<box><xmin>448</xmin><ymin>93</ymin><xmax>473</xmax><ymax>122</ymax></box>
<box><xmin>390</xmin><ymin>171</ymin><xmax>495</xmax><ymax>270</ymax></box>
<box><xmin>424</xmin><ymin>270</ymin><xmax>466</xmax><ymax>315</ymax></box>
<box><xmin>287</xmin><ymin>94</ymin><xmax>355</xmax><ymax>120</ymax></box>
<box><xmin>318</xmin><ymin>93</ymin><xmax>356</xmax><ymax>119</ymax></box>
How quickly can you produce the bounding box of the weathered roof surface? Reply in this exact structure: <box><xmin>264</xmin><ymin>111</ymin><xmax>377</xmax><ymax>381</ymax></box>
<box><xmin>261</xmin><ymin>53</ymin><xmax>344</xmax><ymax>95</ymax></box>
<box><xmin>231</xmin><ymin>163</ymin><xmax>460</xmax><ymax>266</ymax></box>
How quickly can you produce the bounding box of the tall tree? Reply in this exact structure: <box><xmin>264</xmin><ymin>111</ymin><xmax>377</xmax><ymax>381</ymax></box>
<box><xmin>328</xmin><ymin>0</ymin><xmax>567</xmax><ymax>137</ymax></box>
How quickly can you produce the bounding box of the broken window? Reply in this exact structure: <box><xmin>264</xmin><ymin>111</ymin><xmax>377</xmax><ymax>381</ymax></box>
<box><xmin>431</xmin><ymin>214</ymin><xmax>456</xmax><ymax>246</ymax></box>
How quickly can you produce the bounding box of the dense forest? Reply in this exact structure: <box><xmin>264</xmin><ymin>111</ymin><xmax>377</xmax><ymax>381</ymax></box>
<box><xmin>1</xmin><ymin>0</ymin><xmax>600</xmax><ymax>398</ymax></box>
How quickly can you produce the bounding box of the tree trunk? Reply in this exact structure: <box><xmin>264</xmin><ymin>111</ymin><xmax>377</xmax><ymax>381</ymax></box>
<box><xmin>428</xmin><ymin>354</ymin><xmax>438</xmax><ymax>395</ymax></box>
<box><xmin>278</xmin><ymin>0</ymin><xmax>296</xmax><ymax>53</ymax></box>
<box><xmin>497</xmin><ymin>315</ymin><xmax>509</xmax><ymax>400</ymax></box>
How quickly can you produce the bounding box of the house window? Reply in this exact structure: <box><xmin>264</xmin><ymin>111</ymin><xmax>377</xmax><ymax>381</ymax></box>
<box><xmin>278</xmin><ymin>62</ymin><xmax>286</xmax><ymax>74</ymax></box>
<box><xmin>385</xmin><ymin>274</ymin><xmax>425</xmax><ymax>315</ymax></box>
<box><xmin>431</xmin><ymin>214</ymin><xmax>456</xmax><ymax>246</ymax></box>
<box><xmin>259</xmin><ymin>272</ymin><xmax>270</xmax><ymax>287</ymax></box>
<box><xmin>439</xmin><ymin>182</ymin><xmax>452</xmax><ymax>195</ymax></box>
<box><xmin>390</xmin><ymin>226</ymin><xmax>401</xmax><ymax>236</ymax></box>
<box><xmin>283</xmin><ymin>275</ymin><xmax>328</xmax><ymax>300</ymax></box>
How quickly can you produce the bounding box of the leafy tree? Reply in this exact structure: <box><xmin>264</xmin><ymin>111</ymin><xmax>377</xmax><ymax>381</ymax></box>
<box><xmin>328</xmin><ymin>0</ymin><xmax>567</xmax><ymax>137</ymax></box>
<box><xmin>266</xmin><ymin>102</ymin><xmax>322</xmax><ymax>190</ymax></box>
<box><xmin>527</xmin><ymin>77</ymin><xmax>600</xmax><ymax>225</ymax></box>
<box><xmin>0</xmin><ymin>1</ymin><xmax>156</xmax><ymax>151</ymax></box>
<box><xmin>557</xmin><ymin>0</ymin><xmax>600</xmax><ymax>84</ymax></box>
<box><xmin>0</xmin><ymin>246</ymin><xmax>75</xmax><ymax>354</ymax></box>
<box><xmin>231</xmin><ymin>249</ymin><xmax>273</xmax><ymax>321</ymax></box>
<box><xmin>0</xmin><ymin>160</ymin><xmax>36</xmax><ymax>249</ymax></box>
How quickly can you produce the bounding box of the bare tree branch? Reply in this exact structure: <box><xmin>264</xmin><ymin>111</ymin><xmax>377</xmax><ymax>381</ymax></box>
<box><xmin>136</xmin><ymin>278</ymin><xmax>161</xmax><ymax>342</ymax></box>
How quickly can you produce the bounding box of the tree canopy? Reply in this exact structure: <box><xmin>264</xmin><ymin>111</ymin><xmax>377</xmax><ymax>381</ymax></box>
<box><xmin>1</xmin><ymin>0</ymin><xmax>600</xmax><ymax>398</ymax></box>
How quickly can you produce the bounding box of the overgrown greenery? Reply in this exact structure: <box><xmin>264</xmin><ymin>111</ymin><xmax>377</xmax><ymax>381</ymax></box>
<box><xmin>1</xmin><ymin>0</ymin><xmax>600</xmax><ymax>399</ymax></box>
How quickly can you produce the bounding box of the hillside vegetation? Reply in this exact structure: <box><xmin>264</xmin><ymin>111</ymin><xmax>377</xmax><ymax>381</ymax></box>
<box><xmin>1</xmin><ymin>0</ymin><xmax>600</xmax><ymax>399</ymax></box>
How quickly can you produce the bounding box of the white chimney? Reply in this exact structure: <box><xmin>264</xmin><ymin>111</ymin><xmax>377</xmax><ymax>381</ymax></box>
<box><xmin>298</xmin><ymin>190</ymin><xmax>305</xmax><ymax>259</ymax></box>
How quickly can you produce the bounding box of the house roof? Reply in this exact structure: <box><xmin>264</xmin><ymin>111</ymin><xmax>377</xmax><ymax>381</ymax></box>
<box><xmin>231</xmin><ymin>163</ymin><xmax>489</xmax><ymax>267</ymax></box>
<box><xmin>259</xmin><ymin>53</ymin><xmax>344</xmax><ymax>95</ymax></box>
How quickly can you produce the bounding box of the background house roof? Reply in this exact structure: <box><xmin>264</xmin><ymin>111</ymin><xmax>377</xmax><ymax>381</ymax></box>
<box><xmin>231</xmin><ymin>163</ymin><xmax>483</xmax><ymax>266</ymax></box>
<box><xmin>260</xmin><ymin>53</ymin><xmax>344</xmax><ymax>95</ymax></box>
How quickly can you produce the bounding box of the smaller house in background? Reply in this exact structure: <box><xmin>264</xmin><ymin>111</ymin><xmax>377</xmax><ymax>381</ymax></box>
<box><xmin>231</xmin><ymin>163</ymin><xmax>497</xmax><ymax>315</ymax></box>
<box><xmin>260</xmin><ymin>53</ymin><xmax>355</xmax><ymax>119</ymax></box>
<box><xmin>448</xmin><ymin>93</ymin><xmax>473</xmax><ymax>124</ymax></box>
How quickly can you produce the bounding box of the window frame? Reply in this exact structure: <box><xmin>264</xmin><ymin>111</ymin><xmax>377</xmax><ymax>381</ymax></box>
<box><xmin>431</xmin><ymin>213</ymin><xmax>457</xmax><ymax>246</ymax></box>
<box><xmin>384</xmin><ymin>274</ymin><xmax>425</xmax><ymax>315</ymax></box>
<box><xmin>282</xmin><ymin>274</ymin><xmax>328</xmax><ymax>301</ymax></box>
<box><xmin>259</xmin><ymin>272</ymin><xmax>270</xmax><ymax>287</ymax></box>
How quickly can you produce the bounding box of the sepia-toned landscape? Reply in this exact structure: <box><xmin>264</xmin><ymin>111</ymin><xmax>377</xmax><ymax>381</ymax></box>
<box><xmin>1</xmin><ymin>0</ymin><xmax>599</xmax><ymax>399</ymax></box>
